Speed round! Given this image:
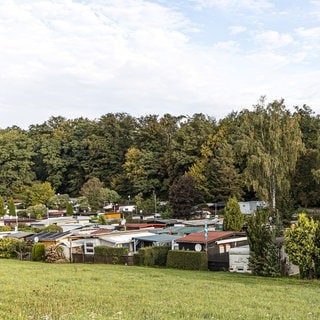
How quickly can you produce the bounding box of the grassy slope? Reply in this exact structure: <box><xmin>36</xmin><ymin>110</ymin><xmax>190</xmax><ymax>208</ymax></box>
<box><xmin>0</xmin><ymin>259</ymin><xmax>319</xmax><ymax>320</ymax></box>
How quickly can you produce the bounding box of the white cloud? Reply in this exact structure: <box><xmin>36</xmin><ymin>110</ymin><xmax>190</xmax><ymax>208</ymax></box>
<box><xmin>192</xmin><ymin>0</ymin><xmax>273</xmax><ymax>11</ymax></box>
<box><xmin>229</xmin><ymin>25</ymin><xmax>247</xmax><ymax>35</ymax></box>
<box><xmin>255</xmin><ymin>30</ymin><xmax>294</xmax><ymax>48</ymax></box>
<box><xmin>295</xmin><ymin>26</ymin><xmax>320</xmax><ymax>39</ymax></box>
<box><xmin>0</xmin><ymin>0</ymin><xmax>319</xmax><ymax>128</ymax></box>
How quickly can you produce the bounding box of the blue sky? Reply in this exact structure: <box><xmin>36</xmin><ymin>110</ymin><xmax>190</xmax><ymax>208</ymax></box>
<box><xmin>0</xmin><ymin>0</ymin><xmax>319</xmax><ymax>128</ymax></box>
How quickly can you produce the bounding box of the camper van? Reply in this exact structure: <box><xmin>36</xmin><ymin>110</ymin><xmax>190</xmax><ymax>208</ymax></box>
<box><xmin>229</xmin><ymin>245</ymin><xmax>251</xmax><ymax>273</ymax></box>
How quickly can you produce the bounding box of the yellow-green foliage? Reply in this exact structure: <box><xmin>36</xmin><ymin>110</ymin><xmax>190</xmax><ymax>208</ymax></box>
<box><xmin>0</xmin><ymin>238</ymin><xmax>21</xmax><ymax>258</ymax></box>
<box><xmin>285</xmin><ymin>213</ymin><xmax>319</xmax><ymax>279</ymax></box>
<box><xmin>0</xmin><ymin>225</ymin><xmax>12</xmax><ymax>232</ymax></box>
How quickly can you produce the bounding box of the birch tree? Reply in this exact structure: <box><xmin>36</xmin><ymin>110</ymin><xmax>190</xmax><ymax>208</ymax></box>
<box><xmin>237</xmin><ymin>97</ymin><xmax>304</xmax><ymax>211</ymax></box>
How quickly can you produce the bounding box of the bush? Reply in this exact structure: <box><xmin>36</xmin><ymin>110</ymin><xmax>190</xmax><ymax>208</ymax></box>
<box><xmin>42</xmin><ymin>224</ymin><xmax>63</xmax><ymax>232</ymax></box>
<box><xmin>0</xmin><ymin>238</ymin><xmax>24</xmax><ymax>258</ymax></box>
<box><xmin>0</xmin><ymin>226</ymin><xmax>12</xmax><ymax>232</ymax></box>
<box><xmin>32</xmin><ymin>243</ymin><xmax>46</xmax><ymax>261</ymax></box>
<box><xmin>166</xmin><ymin>250</ymin><xmax>208</xmax><ymax>271</ymax></box>
<box><xmin>138</xmin><ymin>246</ymin><xmax>170</xmax><ymax>267</ymax></box>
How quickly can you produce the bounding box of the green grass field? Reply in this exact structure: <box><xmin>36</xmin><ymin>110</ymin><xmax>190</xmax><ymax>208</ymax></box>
<box><xmin>0</xmin><ymin>259</ymin><xmax>319</xmax><ymax>320</ymax></box>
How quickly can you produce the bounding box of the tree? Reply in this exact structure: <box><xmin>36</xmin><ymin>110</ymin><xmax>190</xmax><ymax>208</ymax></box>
<box><xmin>8</xmin><ymin>198</ymin><xmax>16</xmax><ymax>216</ymax></box>
<box><xmin>246</xmin><ymin>209</ymin><xmax>281</xmax><ymax>277</ymax></box>
<box><xmin>122</xmin><ymin>147</ymin><xmax>161</xmax><ymax>196</ymax></box>
<box><xmin>168</xmin><ymin>114</ymin><xmax>217</xmax><ymax>180</ymax></box>
<box><xmin>99</xmin><ymin>188</ymin><xmax>120</xmax><ymax>207</ymax></box>
<box><xmin>29</xmin><ymin>117</ymin><xmax>70</xmax><ymax>192</ymax></box>
<box><xmin>76</xmin><ymin>196</ymin><xmax>90</xmax><ymax>213</ymax></box>
<box><xmin>285</xmin><ymin>213</ymin><xmax>319</xmax><ymax>279</ymax></box>
<box><xmin>89</xmin><ymin>113</ymin><xmax>136</xmax><ymax>188</ymax></box>
<box><xmin>0</xmin><ymin>128</ymin><xmax>35</xmax><ymax>197</ymax></box>
<box><xmin>223</xmin><ymin>196</ymin><xmax>244</xmax><ymax>231</ymax></box>
<box><xmin>189</xmin><ymin>128</ymin><xmax>243</xmax><ymax>202</ymax></box>
<box><xmin>237</xmin><ymin>98</ymin><xmax>304</xmax><ymax>212</ymax></box>
<box><xmin>66</xmin><ymin>202</ymin><xmax>74</xmax><ymax>216</ymax></box>
<box><xmin>169</xmin><ymin>175</ymin><xmax>204</xmax><ymax>219</ymax></box>
<box><xmin>26</xmin><ymin>204</ymin><xmax>47</xmax><ymax>219</ymax></box>
<box><xmin>291</xmin><ymin>105</ymin><xmax>320</xmax><ymax>208</ymax></box>
<box><xmin>80</xmin><ymin>177</ymin><xmax>104</xmax><ymax>211</ymax></box>
<box><xmin>21</xmin><ymin>182</ymin><xmax>55</xmax><ymax>207</ymax></box>
<box><xmin>0</xmin><ymin>196</ymin><xmax>6</xmax><ymax>216</ymax></box>
<box><xmin>47</xmin><ymin>194</ymin><xmax>70</xmax><ymax>210</ymax></box>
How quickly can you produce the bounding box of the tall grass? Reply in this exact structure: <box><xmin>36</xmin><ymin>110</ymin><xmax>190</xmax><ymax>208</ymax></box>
<box><xmin>0</xmin><ymin>259</ymin><xmax>319</xmax><ymax>319</ymax></box>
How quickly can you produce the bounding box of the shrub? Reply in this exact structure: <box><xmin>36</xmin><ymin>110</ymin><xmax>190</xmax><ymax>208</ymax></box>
<box><xmin>138</xmin><ymin>246</ymin><xmax>170</xmax><ymax>267</ymax></box>
<box><xmin>0</xmin><ymin>226</ymin><xmax>12</xmax><ymax>232</ymax></box>
<box><xmin>42</xmin><ymin>224</ymin><xmax>63</xmax><ymax>232</ymax></box>
<box><xmin>166</xmin><ymin>250</ymin><xmax>208</xmax><ymax>271</ymax></box>
<box><xmin>31</xmin><ymin>243</ymin><xmax>46</xmax><ymax>261</ymax></box>
<box><xmin>94</xmin><ymin>246</ymin><xmax>128</xmax><ymax>264</ymax></box>
<box><xmin>0</xmin><ymin>238</ymin><xmax>24</xmax><ymax>258</ymax></box>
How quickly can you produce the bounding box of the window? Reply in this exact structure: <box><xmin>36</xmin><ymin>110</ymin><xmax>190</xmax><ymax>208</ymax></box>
<box><xmin>219</xmin><ymin>245</ymin><xmax>225</xmax><ymax>254</ymax></box>
<box><xmin>85</xmin><ymin>242</ymin><xmax>94</xmax><ymax>255</ymax></box>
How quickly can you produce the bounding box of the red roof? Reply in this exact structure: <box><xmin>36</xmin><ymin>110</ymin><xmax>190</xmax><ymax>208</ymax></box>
<box><xmin>125</xmin><ymin>223</ymin><xmax>164</xmax><ymax>230</ymax></box>
<box><xmin>91</xmin><ymin>229</ymin><xmax>113</xmax><ymax>235</ymax></box>
<box><xmin>176</xmin><ymin>231</ymin><xmax>236</xmax><ymax>244</ymax></box>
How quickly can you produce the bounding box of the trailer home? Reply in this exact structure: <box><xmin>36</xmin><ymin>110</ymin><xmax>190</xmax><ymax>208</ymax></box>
<box><xmin>229</xmin><ymin>245</ymin><xmax>251</xmax><ymax>273</ymax></box>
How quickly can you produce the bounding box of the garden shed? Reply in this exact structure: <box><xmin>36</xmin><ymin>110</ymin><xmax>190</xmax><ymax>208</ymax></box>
<box><xmin>175</xmin><ymin>231</ymin><xmax>248</xmax><ymax>271</ymax></box>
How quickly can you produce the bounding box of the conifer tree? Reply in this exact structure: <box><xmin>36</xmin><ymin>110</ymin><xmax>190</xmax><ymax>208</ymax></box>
<box><xmin>8</xmin><ymin>198</ymin><xmax>16</xmax><ymax>216</ymax></box>
<box><xmin>0</xmin><ymin>196</ymin><xmax>6</xmax><ymax>216</ymax></box>
<box><xmin>285</xmin><ymin>213</ymin><xmax>319</xmax><ymax>279</ymax></box>
<box><xmin>246</xmin><ymin>209</ymin><xmax>281</xmax><ymax>277</ymax></box>
<box><xmin>223</xmin><ymin>196</ymin><xmax>244</xmax><ymax>231</ymax></box>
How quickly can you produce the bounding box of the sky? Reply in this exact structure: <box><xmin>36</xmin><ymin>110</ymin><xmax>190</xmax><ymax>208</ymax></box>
<box><xmin>0</xmin><ymin>0</ymin><xmax>319</xmax><ymax>129</ymax></box>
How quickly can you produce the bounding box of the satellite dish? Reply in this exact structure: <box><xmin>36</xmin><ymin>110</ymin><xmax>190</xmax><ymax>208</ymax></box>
<box><xmin>34</xmin><ymin>236</ymin><xmax>39</xmax><ymax>243</ymax></box>
<box><xmin>195</xmin><ymin>243</ymin><xmax>202</xmax><ymax>252</ymax></box>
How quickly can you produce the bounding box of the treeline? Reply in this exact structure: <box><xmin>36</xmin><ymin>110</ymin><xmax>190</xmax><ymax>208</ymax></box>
<box><xmin>1</xmin><ymin>97</ymin><xmax>320</xmax><ymax>220</ymax></box>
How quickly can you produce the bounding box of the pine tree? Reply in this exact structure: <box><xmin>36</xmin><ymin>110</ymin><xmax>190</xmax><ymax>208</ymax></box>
<box><xmin>246</xmin><ymin>209</ymin><xmax>281</xmax><ymax>277</ymax></box>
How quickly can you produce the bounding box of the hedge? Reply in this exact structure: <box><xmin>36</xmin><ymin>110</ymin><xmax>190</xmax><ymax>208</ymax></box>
<box><xmin>166</xmin><ymin>250</ymin><xmax>208</xmax><ymax>271</ymax></box>
<box><xmin>138</xmin><ymin>246</ymin><xmax>170</xmax><ymax>267</ymax></box>
<box><xmin>94</xmin><ymin>246</ymin><xmax>128</xmax><ymax>264</ymax></box>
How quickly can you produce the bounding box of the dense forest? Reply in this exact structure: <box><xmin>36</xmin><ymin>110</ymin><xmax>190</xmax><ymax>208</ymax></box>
<box><xmin>1</xmin><ymin>97</ymin><xmax>320</xmax><ymax>220</ymax></box>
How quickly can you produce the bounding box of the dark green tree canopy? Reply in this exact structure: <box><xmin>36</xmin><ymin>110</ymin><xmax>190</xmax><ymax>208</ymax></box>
<box><xmin>169</xmin><ymin>175</ymin><xmax>204</xmax><ymax>220</ymax></box>
<box><xmin>0</xmin><ymin>103</ymin><xmax>319</xmax><ymax>214</ymax></box>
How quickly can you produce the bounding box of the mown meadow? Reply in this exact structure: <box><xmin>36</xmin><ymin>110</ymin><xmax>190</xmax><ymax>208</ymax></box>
<box><xmin>0</xmin><ymin>259</ymin><xmax>319</xmax><ymax>320</ymax></box>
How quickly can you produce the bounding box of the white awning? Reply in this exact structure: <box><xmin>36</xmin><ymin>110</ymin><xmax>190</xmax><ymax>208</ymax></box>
<box><xmin>215</xmin><ymin>237</ymin><xmax>247</xmax><ymax>245</ymax></box>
